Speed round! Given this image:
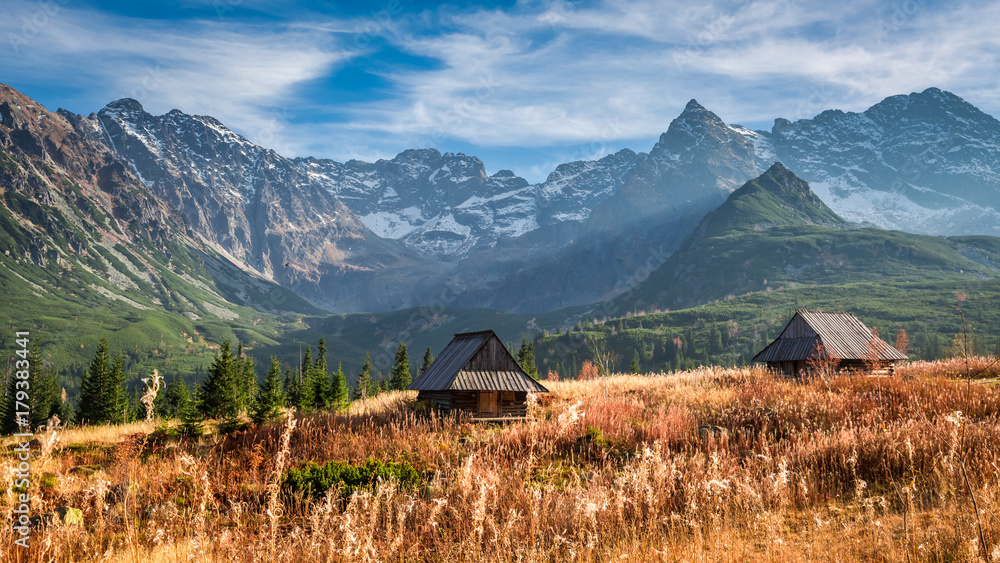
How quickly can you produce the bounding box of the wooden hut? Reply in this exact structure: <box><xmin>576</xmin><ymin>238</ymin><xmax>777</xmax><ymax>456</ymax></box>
<box><xmin>752</xmin><ymin>310</ymin><xmax>907</xmax><ymax>377</ymax></box>
<box><xmin>407</xmin><ymin>330</ymin><xmax>548</xmax><ymax>419</ymax></box>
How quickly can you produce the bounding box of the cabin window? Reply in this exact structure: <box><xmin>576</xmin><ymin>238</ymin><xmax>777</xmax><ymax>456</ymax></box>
<box><xmin>501</xmin><ymin>391</ymin><xmax>515</xmax><ymax>402</ymax></box>
<box><xmin>478</xmin><ymin>391</ymin><xmax>498</xmax><ymax>415</ymax></box>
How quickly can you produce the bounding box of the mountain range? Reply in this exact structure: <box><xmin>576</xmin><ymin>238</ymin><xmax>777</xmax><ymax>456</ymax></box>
<box><xmin>609</xmin><ymin>162</ymin><xmax>1000</xmax><ymax>314</ymax></box>
<box><xmin>2</xmin><ymin>82</ymin><xmax>1000</xmax><ymax>376</ymax></box>
<box><xmin>77</xmin><ymin>86</ymin><xmax>1000</xmax><ymax>314</ymax></box>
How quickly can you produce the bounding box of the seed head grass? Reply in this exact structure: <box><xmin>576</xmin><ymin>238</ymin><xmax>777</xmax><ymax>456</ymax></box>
<box><xmin>1</xmin><ymin>361</ymin><xmax>998</xmax><ymax>561</ymax></box>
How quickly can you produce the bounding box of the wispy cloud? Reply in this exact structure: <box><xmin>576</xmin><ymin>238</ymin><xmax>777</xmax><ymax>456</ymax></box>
<box><xmin>334</xmin><ymin>0</ymin><xmax>1000</xmax><ymax>151</ymax></box>
<box><xmin>2</xmin><ymin>0</ymin><xmax>999</xmax><ymax>181</ymax></box>
<box><xmin>0</xmin><ymin>0</ymin><xmax>351</xmax><ymax>153</ymax></box>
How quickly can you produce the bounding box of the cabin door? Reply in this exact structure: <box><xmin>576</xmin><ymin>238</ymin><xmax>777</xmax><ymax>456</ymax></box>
<box><xmin>478</xmin><ymin>391</ymin><xmax>498</xmax><ymax>416</ymax></box>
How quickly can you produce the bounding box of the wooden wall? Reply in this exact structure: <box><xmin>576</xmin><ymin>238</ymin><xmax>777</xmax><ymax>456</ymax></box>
<box><xmin>768</xmin><ymin>359</ymin><xmax>897</xmax><ymax>378</ymax></box>
<box><xmin>464</xmin><ymin>335</ymin><xmax>522</xmax><ymax>372</ymax></box>
<box><xmin>781</xmin><ymin>315</ymin><xmax>817</xmax><ymax>339</ymax></box>
<box><xmin>416</xmin><ymin>390</ymin><xmax>528</xmax><ymax>418</ymax></box>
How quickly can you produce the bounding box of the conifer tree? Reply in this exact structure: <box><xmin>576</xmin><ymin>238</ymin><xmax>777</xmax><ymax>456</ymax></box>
<box><xmin>1</xmin><ymin>342</ymin><xmax>62</xmax><ymax>432</ymax></box>
<box><xmin>178</xmin><ymin>383</ymin><xmax>203</xmax><ymax>437</ymax></box>
<box><xmin>630</xmin><ymin>351</ymin><xmax>641</xmax><ymax>374</ymax></box>
<box><xmin>241</xmin><ymin>354</ymin><xmax>256</xmax><ymax>414</ymax></box>
<box><xmin>77</xmin><ymin>337</ymin><xmax>112</xmax><ymax>425</ymax></box>
<box><xmin>160</xmin><ymin>374</ymin><xmax>191</xmax><ymax>419</ymax></box>
<box><xmin>296</xmin><ymin>346</ymin><xmax>316</xmax><ymax>410</ymax></box>
<box><xmin>1</xmin><ymin>362</ymin><xmax>26</xmax><ymax>434</ymax></box>
<box><xmin>329</xmin><ymin>362</ymin><xmax>349</xmax><ymax>411</ymax></box>
<box><xmin>199</xmin><ymin>340</ymin><xmax>239</xmax><ymax>419</ymax></box>
<box><xmin>283</xmin><ymin>367</ymin><xmax>299</xmax><ymax>407</ymax></box>
<box><xmin>517</xmin><ymin>337</ymin><xmax>538</xmax><ymax>379</ymax></box>
<box><xmin>389</xmin><ymin>343</ymin><xmax>411</xmax><ymax>391</ymax></box>
<box><xmin>420</xmin><ymin>347</ymin><xmax>434</xmax><ymax>375</ymax></box>
<box><xmin>710</xmin><ymin>327</ymin><xmax>724</xmax><ymax>355</ymax></box>
<box><xmin>105</xmin><ymin>353</ymin><xmax>127</xmax><ymax>424</ymax></box>
<box><xmin>234</xmin><ymin>343</ymin><xmax>257</xmax><ymax>415</ymax></box>
<box><xmin>311</xmin><ymin>339</ymin><xmax>330</xmax><ymax>409</ymax></box>
<box><xmin>354</xmin><ymin>353</ymin><xmax>372</xmax><ymax>401</ymax></box>
<box><xmin>251</xmin><ymin>356</ymin><xmax>285</xmax><ymax>425</ymax></box>
<box><xmin>30</xmin><ymin>343</ymin><xmax>61</xmax><ymax>427</ymax></box>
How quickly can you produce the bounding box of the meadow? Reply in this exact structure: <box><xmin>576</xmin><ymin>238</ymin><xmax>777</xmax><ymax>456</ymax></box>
<box><xmin>2</xmin><ymin>361</ymin><xmax>999</xmax><ymax>562</ymax></box>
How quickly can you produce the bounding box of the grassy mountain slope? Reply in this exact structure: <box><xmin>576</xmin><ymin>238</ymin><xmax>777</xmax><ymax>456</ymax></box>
<box><xmin>536</xmin><ymin>279</ymin><xmax>1000</xmax><ymax>377</ymax></box>
<box><xmin>0</xmin><ymin>84</ymin><xmax>328</xmax><ymax>395</ymax></box>
<box><xmin>610</xmin><ymin>163</ymin><xmax>998</xmax><ymax>314</ymax></box>
<box><xmin>533</xmin><ymin>164</ymin><xmax>1000</xmax><ymax>376</ymax></box>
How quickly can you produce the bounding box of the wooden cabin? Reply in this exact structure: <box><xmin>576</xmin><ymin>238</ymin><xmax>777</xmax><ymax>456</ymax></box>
<box><xmin>752</xmin><ymin>310</ymin><xmax>907</xmax><ymax>377</ymax></box>
<box><xmin>407</xmin><ymin>330</ymin><xmax>548</xmax><ymax>419</ymax></box>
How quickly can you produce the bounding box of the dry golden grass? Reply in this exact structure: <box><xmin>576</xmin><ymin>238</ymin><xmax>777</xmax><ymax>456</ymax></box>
<box><xmin>2</xmin><ymin>362</ymin><xmax>999</xmax><ymax>562</ymax></box>
<box><xmin>898</xmin><ymin>356</ymin><xmax>1000</xmax><ymax>380</ymax></box>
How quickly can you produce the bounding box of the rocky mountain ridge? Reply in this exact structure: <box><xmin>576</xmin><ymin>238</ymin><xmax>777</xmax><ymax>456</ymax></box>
<box><xmin>609</xmin><ymin>162</ymin><xmax>1000</xmax><ymax>313</ymax></box>
<box><xmin>745</xmin><ymin>87</ymin><xmax>1000</xmax><ymax>235</ymax></box>
<box><xmin>5</xmin><ymin>83</ymin><xmax>1000</xmax><ymax>315</ymax></box>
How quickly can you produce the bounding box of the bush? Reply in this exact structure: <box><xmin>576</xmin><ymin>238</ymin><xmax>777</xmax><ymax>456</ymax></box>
<box><xmin>282</xmin><ymin>458</ymin><xmax>420</xmax><ymax>498</ymax></box>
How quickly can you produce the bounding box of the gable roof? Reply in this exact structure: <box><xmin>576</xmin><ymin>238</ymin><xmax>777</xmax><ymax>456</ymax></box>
<box><xmin>408</xmin><ymin>330</ymin><xmax>549</xmax><ymax>393</ymax></box>
<box><xmin>752</xmin><ymin>310</ymin><xmax>907</xmax><ymax>362</ymax></box>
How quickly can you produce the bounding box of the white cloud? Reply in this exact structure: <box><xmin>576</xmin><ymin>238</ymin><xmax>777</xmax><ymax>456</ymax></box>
<box><xmin>0</xmin><ymin>1</ymin><xmax>351</xmax><ymax>154</ymax></box>
<box><xmin>2</xmin><ymin>0</ymin><xmax>999</xmax><ymax>181</ymax></box>
<box><xmin>329</xmin><ymin>0</ymin><xmax>1000</xmax><ymax>151</ymax></box>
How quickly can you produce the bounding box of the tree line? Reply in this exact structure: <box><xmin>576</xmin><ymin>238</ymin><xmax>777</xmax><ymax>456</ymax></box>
<box><xmin>1</xmin><ymin>336</ymin><xmax>437</xmax><ymax>434</ymax></box>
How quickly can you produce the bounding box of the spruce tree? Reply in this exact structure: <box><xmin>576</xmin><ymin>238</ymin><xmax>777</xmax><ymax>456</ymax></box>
<box><xmin>28</xmin><ymin>343</ymin><xmax>57</xmax><ymax>428</ymax></box>
<box><xmin>240</xmin><ymin>353</ymin><xmax>256</xmax><ymax>415</ymax></box>
<box><xmin>251</xmin><ymin>356</ymin><xmax>285</xmax><ymax>425</ymax></box>
<box><xmin>297</xmin><ymin>346</ymin><xmax>316</xmax><ymax>410</ymax></box>
<box><xmin>76</xmin><ymin>337</ymin><xmax>111</xmax><ymax>425</ymax></box>
<box><xmin>517</xmin><ymin>337</ymin><xmax>538</xmax><ymax>379</ymax></box>
<box><xmin>39</xmin><ymin>369</ymin><xmax>65</xmax><ymax>424</ymax></box>
<box><xmin>329</xmin><ymin>362</ymin><xmax>349</xmax><ymax>411</ymax></box>
<box><xmin>1</xmin><ymin>342</ymin><xmax>61</xmax><ymax>432</ymax></box>
<box><xmin>199</xmin><ymin>340</ymin><xmax>238</xmax><ymax>419</ymax></box>
<box><xmin>283</xmin><ymin>367</ymin><xmax>299</xmax><ymax>407</ymax></box>
<box><xmin>178</xmin><ymin>383</ymin><xmax>204</xmax><ymax>437</ymax></box>
<box><xmin>234</xmin><ymin>343</ymin><xmax>256</xmax><ymax>415</ymax></box>
<box><xmin>105</xmin><ymin>353</ymin><xmax>127</xmax><ymax>424</ymax></box>
<box><xmin>1</xmin><ymin>363</ymin><xmax>25</xmax><ymax>434</ymax></box>
<box><xmin>710</xmin><ymin>327</ymin><xmax>723</xmax><ymax>355</ymax></box>
<box><xmin>526</xmin><ymin>341</ymin><xmax>537</xmax><ymax>379</ymax></box>
<box><xmin>389</xmin><ymin>343</ymin><xmax>411</xmax><ymax>391</ymax></box>
<box><xmin>630</xmin><ymin>351</ymin><xmax>641</xmax><ymax>374</ymax></box>
<box><xmin>160</xmin><ymin>375</ymin><xmax>191</xmax><ymax>419</ymax></box>
<box><xmin>420</xmin><ymin>347</ymin><xmax>434</xmax><ymax>375</ymax></box>
<box><xmin>311</xmin><ymin>339</ymin><xmax>330</xmax><ymax>409</ymax></box>
<box><xmin>354</xmin><ymin>353</ymin><xmax>372</xmax><ymax>401</ymax></box>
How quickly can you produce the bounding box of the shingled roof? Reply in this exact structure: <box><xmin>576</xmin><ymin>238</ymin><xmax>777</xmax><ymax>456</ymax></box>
<box><xmin>408</xmin><ymin>330</ymin><xmax>549</xmax><ymax>393</ymax></box>
<box><xmin>752</xmin><ymin>310</ymin><xmax>907</xmax><ymax>363</ymax></box>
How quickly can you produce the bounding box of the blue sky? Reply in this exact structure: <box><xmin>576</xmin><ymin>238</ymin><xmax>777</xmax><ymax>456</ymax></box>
<box><xmin>3</xmin><ymin>0</ymin><xmax>1000</xmax><ymax>182</ymax></box>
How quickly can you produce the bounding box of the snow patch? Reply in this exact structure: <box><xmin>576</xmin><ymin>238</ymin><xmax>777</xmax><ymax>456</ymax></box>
<box><xmin>809</xmin><ymin>178</ymin><xmax>1000</xmax><ymax>234</ymax></box>
<box><xmin>551</xmin><ymin>210</ymin><xmax>591</xmax><ymax>222</ymax></box>
<box><xmin>90</xmin><ymin>284</ymin><xmax>151</xmax><ymax>310</ymax></box>
<box><xmin>360</xmin><ymin>207</ymin><xmax>422</xmax><ymax>238</ymax></box>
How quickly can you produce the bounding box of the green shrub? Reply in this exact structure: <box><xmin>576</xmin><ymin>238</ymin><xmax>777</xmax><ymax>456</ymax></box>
<box><xmin>282</xmin><ymin>458</ymin><xmax>420</xmax><ymax>498</ymax></box>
